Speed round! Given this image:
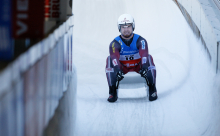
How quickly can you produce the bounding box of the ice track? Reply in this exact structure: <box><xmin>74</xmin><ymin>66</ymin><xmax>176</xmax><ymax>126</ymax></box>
<box><xmin>72</xmin><ymin>0</ymin><xmax>220</xmax><ymax>135</ymax></box>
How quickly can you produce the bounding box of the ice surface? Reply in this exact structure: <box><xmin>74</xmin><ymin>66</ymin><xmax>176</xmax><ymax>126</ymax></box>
<box><xmin>72</xmin><ymin>0</ymin><xmax>220</xmax><ymax>135</ymax></box>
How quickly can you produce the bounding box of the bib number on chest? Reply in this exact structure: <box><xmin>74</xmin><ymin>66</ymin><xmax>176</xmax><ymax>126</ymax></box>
<box><xmin>119</xmin><ymin>53</ymin><xmax>140</xmax><ymax>61</ymax></box>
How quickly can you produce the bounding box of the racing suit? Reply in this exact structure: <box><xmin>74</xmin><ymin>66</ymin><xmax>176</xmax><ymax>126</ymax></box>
<box><xmin>105</xmin><ymin>33</ymin><xmax>156</xmax><ymax>87</ymax></box>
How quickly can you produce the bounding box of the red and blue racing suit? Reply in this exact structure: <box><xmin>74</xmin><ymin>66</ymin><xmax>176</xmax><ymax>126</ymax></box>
<box><xmin>105</xmin><ymin>33</ymin><xmax>156</xmax><ymax>87</ymax></box>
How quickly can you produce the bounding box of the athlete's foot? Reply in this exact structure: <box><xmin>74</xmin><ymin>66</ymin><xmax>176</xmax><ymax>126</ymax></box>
<box><xmin>107</xmin><ymin>94</ymin><xmax>118</xmax><ymax>102</ymax></box>
<box><xmin>107</xmin><ymin>85</ymin><xmax>118</xmax><ymax>102</ymax></box>
<box><xmin>149</xmin><ymin>84</ymin><xmax>158</xmax><ymax>101</ymax></box>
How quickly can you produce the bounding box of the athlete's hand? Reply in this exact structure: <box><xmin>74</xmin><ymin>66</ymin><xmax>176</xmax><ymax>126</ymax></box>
<box><xmin>139</xmin><ymin>69</ymin><xmax>148</xmax><ymax>79</ymax></box>
<box><xmin>116</xmin><ymin>71</ymin><xmax>124</xmax><ymax>81</ymax></box>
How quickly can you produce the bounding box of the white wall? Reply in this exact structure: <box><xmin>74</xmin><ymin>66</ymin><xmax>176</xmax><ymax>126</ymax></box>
<box><xmin>177</xmin><ymin>0</ymin><xmax>220</xmax><ymax>72</ymax></box>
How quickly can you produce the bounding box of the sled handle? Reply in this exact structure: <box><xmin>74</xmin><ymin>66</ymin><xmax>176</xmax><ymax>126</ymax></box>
<box><xmin>116</xmin><ymin>80</ymin><xmax>120</xmax><ymax>89</ymax></box>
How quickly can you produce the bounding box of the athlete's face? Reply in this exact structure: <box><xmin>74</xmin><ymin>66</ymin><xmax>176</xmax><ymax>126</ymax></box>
<box><xmin>120</xmin><ymin>24</ymin><xmax>133</xmax><ymax>37</ymax></box>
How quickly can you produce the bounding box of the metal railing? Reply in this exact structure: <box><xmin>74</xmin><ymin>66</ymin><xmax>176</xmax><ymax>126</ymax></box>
<box><xmin>218</xmin><ymin>41</ymin><xmax>220</xmax><ymax>73</ymax></box>
<box><xmin>213</xmin><ymin>0</ymin><xmax>220</xmax><ymax>10</ymax></box>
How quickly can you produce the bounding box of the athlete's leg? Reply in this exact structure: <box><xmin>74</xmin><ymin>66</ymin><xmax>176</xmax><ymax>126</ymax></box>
<box><xmin>145</xmin><ymin>54</ymin><xmax>157</xmax><ymax>101</ymax></box>
<box><xmin>145</xmin><ymin>54</ymin><xmax>156</xmax><ymax>86</ymax></box>
<box><xmin>105</xmin><ymin>56</ymin><xmax>122</xmax><ymax>102</ymax></box>
<box><xmin>105</xmin><ymin>56</ymin><xmax>119</xmax><ymax>87</ymax></box>
<box><xmin>134</xmin><ymin>54</ymin><xmax>157</xmax><ymax>101</ymax></box>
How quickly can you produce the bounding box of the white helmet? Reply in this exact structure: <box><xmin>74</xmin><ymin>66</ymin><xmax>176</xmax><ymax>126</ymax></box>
<box><xmin>117</xmin><ymin>14</ymin><xmax>135</xmax><ymax>32</ymax></box>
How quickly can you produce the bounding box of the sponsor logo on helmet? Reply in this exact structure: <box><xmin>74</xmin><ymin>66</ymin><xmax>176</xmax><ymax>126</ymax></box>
<box><xmin>121</xmin><ymin>18</ymin><xmax>130</xmax><ymax>23</ymax></box>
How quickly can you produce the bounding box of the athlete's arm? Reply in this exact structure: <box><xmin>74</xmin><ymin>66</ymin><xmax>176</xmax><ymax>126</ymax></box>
<box><xmin>136</xmin><ymin>37</ymin><xmax>149</xmax><ymax>69</ymax></box>
<box><xmin>109</xmin><ymin>40</ymin><xmax>122</xmax><ymax>70</ymax></box>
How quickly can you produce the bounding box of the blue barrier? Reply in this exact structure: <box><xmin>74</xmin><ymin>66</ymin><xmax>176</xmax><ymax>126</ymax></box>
<box><xmin>0</xmin><ymin>0</ymin><xmax>13</xmax><ymax>60</ymax></box>
<box><xmin>0</xmin><ymin>16</ymin><xmax>74</xmax><ymax>136</ymax></box>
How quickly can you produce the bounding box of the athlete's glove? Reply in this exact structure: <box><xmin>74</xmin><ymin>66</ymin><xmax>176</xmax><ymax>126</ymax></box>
<box><xmin>116</xmin><ymin>71</ymin><xmax>124</xmax><ymax>81</ymax></box>
<box><xmin>139</xmin><ymin>68</ymin><xmax>148</xmax><ymax>79</ymax></box>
